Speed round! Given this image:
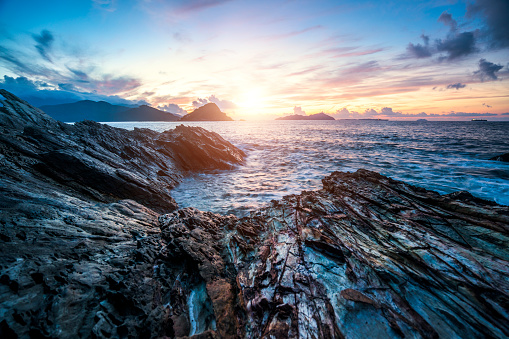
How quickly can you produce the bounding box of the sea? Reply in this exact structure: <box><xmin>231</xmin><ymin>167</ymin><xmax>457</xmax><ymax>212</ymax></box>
<box><xmin>107</xmin><ymin>120</ymin><xmax>509</xmax><ymax>217</ymax></box>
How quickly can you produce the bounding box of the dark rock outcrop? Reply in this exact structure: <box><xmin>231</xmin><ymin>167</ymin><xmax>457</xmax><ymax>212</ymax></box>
<box><xmin>490</xmin><ymin>153</ymin><xmax>509</xmax><ymax>162</ymax></box>
<box><xmin>180</xmin><ymin>103</ymin><xmax>233</xmax><ymax>121</ymax></box>
<box><xmin>157</xmin><ymin>170</ymin><xmax>509</xmax><ymax>338</ymax></box>
<box><xmin>276</xmin><ymin>112</ymin><xmax>335</xmax><ymax>120</ymax></box>
<box><xmin>1</xmin><ymin>89</ymin><xmax>508</xmax><ymax>338</ymax></box>
<box><xmin>0</xmin><ymin>89</ymin><xmax>244</xmax><ymax>337</ymax></box>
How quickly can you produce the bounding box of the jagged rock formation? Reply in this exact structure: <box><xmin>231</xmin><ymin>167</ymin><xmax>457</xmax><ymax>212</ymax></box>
<box><xmin>490</xmin><ymin>153</ymin><xmax>509</xmax><ymax>162</ymax></box>
<box><xmin>1</xmin><ymin>89</ymin><xmax>508</xmax><ymax>338</ymax></box>
<box><xmin>0</xmin><ymin>90</ymin><xmax>244</xmax><ymax>338</ymax></box>
<box><xmin>276</xmin><ymin>112</ymin><xmax>335</xmax><ymax>120</ymax></box>
<box><xmin>40</xmin><ymin>100</ymin><xmax>181</xmax><ymax>122</ymax></box>
<box><xmin>158</xmin><ymin>170</ymin><xmax>509</xmax><ymax>338</ymax></box>
<box><xmin>180</xmin><ymin>103</ymin><xmax>233</xmax><ymax>121</ymax></box>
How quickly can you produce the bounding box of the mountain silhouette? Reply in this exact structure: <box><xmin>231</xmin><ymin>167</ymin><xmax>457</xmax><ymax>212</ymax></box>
<box><xmin>275</xmin><ymin>112</ymin><xmax>335</xmax><ymax>120</ymax></box>
<box><xmin>40</xmin><ymin>100</ymin><xmax>181</xmax><ymax>122</ymax></box>
<box><xmin>180</xmin><ymin>103</ymin><xmax>233</xmax><ymax>121</ymax></box>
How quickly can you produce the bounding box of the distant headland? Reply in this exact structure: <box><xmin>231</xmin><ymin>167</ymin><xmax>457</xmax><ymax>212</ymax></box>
<box><xmin>40</xmin><ymin>100</ymin><xmax>234</xmax><ymax>122</ymax></box>
<box><xmin>276</xmin><ymin>112</ymin><xmax>335</xmax><ymax>120</ymax></box>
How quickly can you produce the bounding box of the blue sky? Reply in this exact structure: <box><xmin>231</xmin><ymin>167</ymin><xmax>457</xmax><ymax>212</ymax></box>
<box><xmin>0</xmin><ymin>0</ymin><xmax>508</xmax><ymax>119</ymax></box>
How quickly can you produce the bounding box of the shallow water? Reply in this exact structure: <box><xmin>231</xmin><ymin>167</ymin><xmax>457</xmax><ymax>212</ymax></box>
<box><xmin>107</xmin><ymin>120</ymin><xmax>509</xmax><ymax>216</ymax></box>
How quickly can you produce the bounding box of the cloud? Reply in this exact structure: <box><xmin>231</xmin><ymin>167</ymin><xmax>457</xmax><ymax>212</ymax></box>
<box><xmin>1</xmin><ymin>30</ymin><xmax>143</xmax><ymax>102</ymax></box>
<box><xmin>483</xmin><ymin>103</ymin><xmax>492</xmax><ymax>108</ymax></box>
<box><xmin>157</xmin><ymin>103</ymin><xmax>187</xmax><ymax>115</ymax></box>
<box><xmin>406</xmin><ymin>12</ymin><xmax>477</xmax><ymax>61</ymax></box>
<box><xmin>332</xmin><ymin>106</ymin><xmax>499</xmax><ymax>119</ymax></box>
<box><xmin>446</xmin><ymin>83</ymin><xmax>466</xmax><ymax>89</ymax></box>
<box><xmin>474</xmin><ymin>58</ymin><xmax>503</xmax><ymax>81</ymax></box>
<box><xmin>192</xmin><ymin>95</ymin><xmax>237</xmax><ymax>110</ymax></box>
<box><xmin>293</xmin><ymin>106</ymin><xmax>305</xmax><ymax>115</ymax></box>
<box><xmin>502</xmin><ymin>113</ymin><xmax>509</xmax><ymax>115</ymax></box>
<box><xmin>174</xmin><ymin>0</ymin><xmax>232</xmax><ymax>14</ymax></box>
<box><xmin>438</xmin><ymin>11</ymin><xmax>458</xmax><ymax>31</ymax></box>
<box><xmin>32</xmin><ymin>30</ymin><xmax>54</xmax><ymax>62</ymax></box>
<box><xmin>192</xmin><ymin>98</ymin><xmax>209</xmax><ymax>108</ymax></box>
<box><xmin>0</xmin><ymin>75</ymin><xmax>147</xmax><ymax>107</ymax></box>
<box><xmin>436</xmin><ymin>31</ymin><xmax>477</xmax><ymax>60</ymax></box>
<box><xmin>406</xmin><ymin>35</ymin><xmax>432</xmax><ymax>58</ymax></box>
<box><xmin>467</xmin><ymin>0</ymin><xmax>509</xmax><ymax>48</ymax></box>
<box><xmin>92</xmin><ymin>0</ymin><xmax>117</xmax><ymax>12</ymax></box>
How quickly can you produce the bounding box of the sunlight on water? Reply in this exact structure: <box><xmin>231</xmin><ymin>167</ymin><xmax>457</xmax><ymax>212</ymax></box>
<box><xmin>108</xmin><ymin>120</ymin><xmax>509</xmax><ymax>216</ymax></box>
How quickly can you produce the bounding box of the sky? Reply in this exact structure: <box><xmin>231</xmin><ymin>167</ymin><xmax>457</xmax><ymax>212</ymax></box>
<box><xmin>0</xmin><ymin>0</ymin><xmax>508</xmax><ymax>120</ymax></box>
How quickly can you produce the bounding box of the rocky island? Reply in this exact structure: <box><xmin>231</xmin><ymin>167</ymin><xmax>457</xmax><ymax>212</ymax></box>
<box><xmin>180</xmin><ymin>103</ymin><xmax>234</xmax><ymax>121</ymax></box>
<box><xmin>276</xmin><ymin>112</ymin><xmax>335</xmax><ymax>120</ymax></box>
<box><xmin>1</xmin><ymin>90</ymin><xmax>508</xmax><ymax>338</ymax></box>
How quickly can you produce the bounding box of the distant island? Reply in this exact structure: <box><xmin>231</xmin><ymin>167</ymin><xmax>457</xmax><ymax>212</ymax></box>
<box><xmin>40</xmin><ymin>100</ymin><xmax>236</xmax><ymax>122</ymax></box>
<box><xmin>180</xmin><ymin>103</ymin><xmax>233</xmax><ymax>121</ymax></box>
<box><xmin>40</xmin><ymin>100</ymin><xmax>181</xmax><ymax>122</ymax></box>
<box><xmin>276</xmin><ymin>112</ymin><xmax>335</xmax><ymax>120</ymax></box>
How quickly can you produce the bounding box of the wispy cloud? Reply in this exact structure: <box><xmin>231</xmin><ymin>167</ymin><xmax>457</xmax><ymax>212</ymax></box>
<box><xmin>32</xmin><ymin>30</ymin><xmax>54</xmax><ymax>62</ymax></box>
<box><xmin>0</xmin><ymin>29</ymin><xmax>143</xmax><ymax>105</ymax></box>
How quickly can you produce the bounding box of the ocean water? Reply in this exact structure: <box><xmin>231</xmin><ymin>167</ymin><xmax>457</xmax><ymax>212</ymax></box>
<box><xmin>107</xmin><ymin>120</ymin><xmax>509</xmax><ymax>216</ymax></box>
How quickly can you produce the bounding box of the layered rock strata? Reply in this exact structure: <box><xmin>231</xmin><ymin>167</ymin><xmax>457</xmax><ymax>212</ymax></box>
<box><xmin>0</xmin><ymin>90</ymin><xmax>244</xmax><ymax>338</ymax></box>
<box><xmin>1</xmin><ymin>90</ymin><xmax>508</xmax><ymax>338</ymax></box>
<box><xmin>158</xmin><ymin>170</ymin><xmax>509</xmax><ymax>338</ymax></box>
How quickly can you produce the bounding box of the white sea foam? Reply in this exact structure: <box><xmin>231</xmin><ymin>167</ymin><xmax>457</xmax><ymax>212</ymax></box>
<box><xmin>107</xmin><ymin>120</ymin><xmax>509</xmax><ymax>215</ymax></box>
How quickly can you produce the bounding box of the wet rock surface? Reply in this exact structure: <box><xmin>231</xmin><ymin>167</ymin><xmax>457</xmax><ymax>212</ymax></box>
<box><xmin>158</xmin><ymin>170</ymin><xmax>509</xmax><ymax>338</ymax></box>
<box><xmin>1</xmin><ymin>90</ymin><xmax>508</xmax><ymax>338</ymax></box>
<box><xmin>0</xmin><ymin>90</ymin><xmax>244</xmax><ymax>338</ymax></box>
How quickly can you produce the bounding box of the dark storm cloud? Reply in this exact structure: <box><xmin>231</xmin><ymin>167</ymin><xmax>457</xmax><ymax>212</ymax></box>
<box><xmin>32</xmin><ymin>30</ymin><xmax>54</xmax><ymax>62</ymax></box>
<box><xmin>474</xmin><ymin>58</ymin><xmax>503</xmax><ymax>81</ymax></box>
<box><xmin>446</xmin><ymin>83</ymin><xmax>466</xmax><ymax>89</ymax></box>
<box><xmin>406</xmin><ymin>35</ymin><xmax>432</xmax><ymax>58</ymax></box>
<box><xmin>467</xmin><ymin>0</ymin><xmax>509</xmax><ymax>48</ymax></box>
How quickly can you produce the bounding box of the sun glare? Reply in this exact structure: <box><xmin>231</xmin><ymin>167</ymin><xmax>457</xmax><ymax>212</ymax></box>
<box><xmin>237</xmin><ymin>89</ymin><xmax>266</xmax><ymax>115</ymax></box>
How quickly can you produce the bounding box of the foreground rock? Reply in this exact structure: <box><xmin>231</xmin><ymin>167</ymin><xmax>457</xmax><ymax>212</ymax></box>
<box><xmin>0</xmin><ymin>90</ymin><xmax>244</xmax><ymax>338</ymax></box>
<box><xmin>1</xmin><ymin>90</ymin><xmax>508</xmax><ymax>338</ymax></box>
<box><xmin>158</xmin><ymin>170</ymin><xmax>509</xmax><ymax>338</ymax></box>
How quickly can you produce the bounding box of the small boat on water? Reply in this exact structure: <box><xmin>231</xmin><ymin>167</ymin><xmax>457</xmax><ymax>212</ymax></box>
<box><xmin>472</xmin><ymin>119</ymin><xmax>487</xmax><ymax>121</ymax></box>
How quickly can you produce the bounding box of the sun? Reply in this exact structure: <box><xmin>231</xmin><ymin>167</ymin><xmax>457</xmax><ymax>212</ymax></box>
<box><xmin>237</xmin><ymin>89</ymin><xmax>266</xmax><ymax>114</ymax></box>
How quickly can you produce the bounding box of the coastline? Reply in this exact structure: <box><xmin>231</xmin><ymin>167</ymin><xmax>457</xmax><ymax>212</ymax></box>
<box><xmin>1</xmin><ymin>90</ymin><xmax>508</xmax><ymax>338</ymax></box>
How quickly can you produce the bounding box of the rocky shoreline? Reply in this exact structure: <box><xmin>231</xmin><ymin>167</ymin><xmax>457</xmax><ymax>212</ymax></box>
<box><xmin>1</xmin><ymin>90</ymin><xmax>508</xmax><ymax>338</ymax></box>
